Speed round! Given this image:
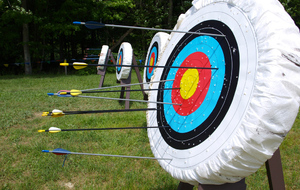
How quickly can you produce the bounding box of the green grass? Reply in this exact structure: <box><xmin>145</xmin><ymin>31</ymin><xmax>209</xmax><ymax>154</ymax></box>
<box><xmin>0</xmin><ymin>72</ymin><xmax>299</xmax><ymax>189</ymax></box>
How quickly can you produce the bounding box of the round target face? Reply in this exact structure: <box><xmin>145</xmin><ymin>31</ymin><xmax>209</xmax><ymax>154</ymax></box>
<box><xmin>97</xmin><ymin>45</ymin><xmax>109</xmax><ymax>71</ymax></box>
<box><xmin>117</xmin><ymin>50</ymin><xmax>123</xmax><ymax>73</ymax></box>
<box><xmin>147</xmin><ymin>2</ymin><xmax>258</xmax><ymax>184</ymax></box>
<box><xmin>143</xmin><ymin>33</ymin><xmax>170</xmax><ymax>93</ymax></box>
<box><xmin>158</xmin><ymin>20</ymin><xmax>238</xmax><ymax>149</ymax></box>
<box><xmin>116</xmin><ymin>42</ymin><xmax>132</xmax><ymax>81</ymax></box>
<box><xmin>146</xmin><ymin>42</ymin><xmax>158</xmax><ymax>80</ymax></box>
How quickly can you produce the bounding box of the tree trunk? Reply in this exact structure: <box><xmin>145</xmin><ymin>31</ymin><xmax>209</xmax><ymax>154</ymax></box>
<box><xmin>22</xmin><ymin>0</ymin><xmax>32</xmax><ymax>75</ymax></box>
<box><xmin>168</xmin><ymin>0</ymin><xmax>173</xmax><ymax>28</ymax></box>
<box><xmin>111</xmin><ymin>28</ymin><xmax>134</xmax><ymax>51</ymax></box>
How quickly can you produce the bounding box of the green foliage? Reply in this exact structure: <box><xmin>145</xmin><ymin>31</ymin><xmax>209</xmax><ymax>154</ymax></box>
<box><xmin>0</xmin><ymin>0</ymin><xmax>299</xmax><ymax>75</ymax></box>
<box><xmin>280</xmin><ymin>0</ymin><xmax>300</xmax><ymax>28</ymax></box>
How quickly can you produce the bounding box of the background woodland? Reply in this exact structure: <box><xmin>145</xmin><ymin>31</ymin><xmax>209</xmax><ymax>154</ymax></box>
<box><xmin>0</xmin><ymin>0</ymin><xmax>299</xmax><ymax>75</ymax></box>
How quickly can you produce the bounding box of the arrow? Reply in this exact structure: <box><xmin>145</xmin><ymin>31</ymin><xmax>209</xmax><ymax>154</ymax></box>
<box><xmin>47</xmin><ymin>79</ymin><xmax>174</xmax><ymax>96</ymax></box>
<box><xmin>38</xmin><ymin>125</ymin><xmax>169</xmax><ymax>133</ymax></box>
<box><xmin>60</xmin><ymin>62</ymin><xmax>218</xmax><ymax>70</ymax></box>
<box><xmin>71</xmin><ymin>79</ymin><xmax>174</xmax><ymax>92</ymax></box>
<box><xmin>42</xmin><ymin>148</ymin><xmax>172</xmax><ymax>166</ymax></box>
<box><xmin>48</xmin><ymin>88</ymin><xmax>179</xmax><ymax>97</ymax></box>
<box><xmin>42</xmin><ymin>108</ymin><xmax>157</xmax><ymax>117</ymax></box>
<box><xmin>73</xmin><ymin>21</ymin><xmax>225</xmax><ymax>37</ymax></box>
<box><xmin>55</xmin><ymin>94</ymin><xmax>181</xmax><ymax>105</ymax></box>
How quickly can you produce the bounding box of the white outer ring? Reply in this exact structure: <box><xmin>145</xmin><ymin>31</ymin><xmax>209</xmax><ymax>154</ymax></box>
<box><xmin>97</xmin><ymin>45</ymin><xmax>109</xmax><ymax>70</ymax></box>
<box><xmin>116</xmin><ymin>42</ymin><xmax>133</xmax><ymax>81</ymax></box>
<box><xmin>143</xmin><ymin>32</ymin><xmax>170</xmax><ymax>93</ymax></box>
<box><xmin>147</xmin><ymin>0</ymin><xmax>300</xmax><ymax>185</ymax></box>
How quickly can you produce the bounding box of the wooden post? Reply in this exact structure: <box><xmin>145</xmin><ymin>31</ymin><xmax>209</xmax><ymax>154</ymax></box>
<box><xmin>132</xmin><ymin>53</ymin><xmax>148</xmax><ymax>100</ymax></box>
<box><xmin>119</xmin><ymin>71</ymin><xmax>131</xmax><ymax>109</ymax></box>
<box><xmin>266</xmin><ymin>149</ymin><xmax>285</xmax><ymax>190</ymax></box>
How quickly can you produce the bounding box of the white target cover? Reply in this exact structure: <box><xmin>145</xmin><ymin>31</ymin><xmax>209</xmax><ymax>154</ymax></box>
<box><xmin>97</xmin><ymin>45</ymin><xmax>109</xmax><ymax>70</ymax></box>
<box><xmin>147</xmin><ymin>0</ymin><xmax>300</xmax><ymax>185</ymax></box>
<box><xmin>143</xmin><ymin>32</ymin><xmax>170</xmax><ymax>93</ymax></box>
<box><xmin>116</xmin><ymin>42</ymin><xmax>133</xmax><ymax>81</ymax></box>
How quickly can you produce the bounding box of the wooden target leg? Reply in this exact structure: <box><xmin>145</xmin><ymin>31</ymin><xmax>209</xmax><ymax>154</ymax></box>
<box><xmin>97</xmin><ymin>69</ymin><xmax>106</xmax><ymax>88</ymax></box>
<box><xmin>177</xmin><ymin>182</ymin><xmax>194</xmax><ymax>190</ymax></box>
<box><xmin>132</xmin><ymin>52</ymin><xmax>148</xmax><ymax>100</ymax></box>
<box><xmin>266</xmin><ymin>148</ymin><xmax>285</xmax><ymax>190</ymax></box>
<box><xmin>119</xmin><ymin>71</ymin><xmax>132</xmax><ymax>109</ymax></box>
<box><xmin>125</xmin><ymin>86</ymin><xmax>130</xmax><ymax>109</ymax></box>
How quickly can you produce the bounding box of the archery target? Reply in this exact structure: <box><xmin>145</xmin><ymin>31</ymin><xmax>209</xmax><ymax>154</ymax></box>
<box><xmin>97</xmin><ymin>45</ymin><xmax>109</xmax><ymax>71</ymax></box>
<box><xmin>147</xmin><ymin>0</ymin><xmax>300</xmax><ymax>185</ymax></box>
<box><xmin>116</xmin><ymin>42</ymin><xmax>132</xmax><ymax>81</ymax></box>
<box><xmin>143</xmin><ymin>32</ymin><xmax>170</xmax><ymax>93</ymax></box>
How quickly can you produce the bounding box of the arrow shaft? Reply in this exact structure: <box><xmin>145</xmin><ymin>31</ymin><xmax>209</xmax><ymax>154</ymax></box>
<box><xmin>81</xmin><ymin>79</ymin><xmax>174</xmax><ymax>92</ymax></box>
<box><xmin>76</xmin><ymin>21</ymin><xmax>225</xmax><ymax>37</ymax></box>
<box><xmin>72</xmin><ymin>63</ymin><xmax>218</xmax><ymax>70</ymax></box>
<box><xmin>62</xmin><ymin>108</ymin><xmax>157</xmax><ymax>115</ymax></box>
<box><xmin>49</xmin><ymin>126</ymin><xmax>169</xmax><ymax>132</ymax></box>
<box><xmin>61</xmin><ymin>95</ymin><xmax>180</xmax><ymax>105</ymax></box>
<box><xmin>83</xmin><ymin>87</ymin><xmax>179</xmax><ymax>94</ymax></box>
<box><xmin>47</xmin><ymin>150</ymin><xmax>171</xmax><ymax>160</ymax></box>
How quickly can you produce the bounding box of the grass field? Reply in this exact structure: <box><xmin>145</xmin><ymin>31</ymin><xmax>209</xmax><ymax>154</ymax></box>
<box><xmin>0</xmin><ymin>71</ymin><xmax>299</xmax><ymax>190</ymax></box>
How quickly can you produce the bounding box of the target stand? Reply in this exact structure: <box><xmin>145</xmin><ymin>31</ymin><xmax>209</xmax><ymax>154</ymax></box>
<box><xmin>97</xmin><ymin>46</ymin><xmax>116</xmax><ymax>88</ymax></box>
<box><xmin>119</xmin><ymin>52</ymin><xmax>148</xmax><ymax>109</ymax></box>
<box><xmin>117</xmin><ymin>42</ymin><xmax>147</xmax><ymax>109</ymax></box>
<box><xmin>178</xmin><ymin>148</ymin><xmax>285</xmax><ymax>190</ymax></box>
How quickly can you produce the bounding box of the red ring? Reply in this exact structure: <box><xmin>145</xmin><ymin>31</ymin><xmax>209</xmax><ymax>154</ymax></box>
<box><xmin>172</xmin><ymin>52</ymin><xmax>211</xmax><ymax>116</ymax></box>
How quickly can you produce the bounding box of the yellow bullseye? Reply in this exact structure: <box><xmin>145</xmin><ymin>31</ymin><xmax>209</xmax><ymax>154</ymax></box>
<box><xmin>150</xmin><ymin>57</ymin><xmax>154</xmax><ymax>66</ymax></box>
<box><xmin>180</xmin><ymin>69</ymin><xmax>199</xmax><ymax>100</ymax></box>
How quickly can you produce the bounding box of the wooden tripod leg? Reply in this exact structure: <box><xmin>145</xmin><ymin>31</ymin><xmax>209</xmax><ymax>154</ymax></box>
<box><xmin>266</xmin><ymin>148</ymin><xmax>285</xmax><ymax>190</ymax></box>
<box><xmin>98</xmin><ymin>69</ymin><xmax>106</xmax><ymax>88</ymax></box>
<box><xmin>132</xmin><ymin>52</ymin><xmax>148</xmax><ymax>100</ymax></box>
<box><xmin>177</xmin><ymin>182</ymin><xmax>194</xmax><ymax>190</ymax></box>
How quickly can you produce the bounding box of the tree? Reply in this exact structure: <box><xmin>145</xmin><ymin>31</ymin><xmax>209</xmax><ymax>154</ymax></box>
<box><xmin>22</xmin><ymin>0</ymin><xmax>32</xmax><ymax>74</ymax></box>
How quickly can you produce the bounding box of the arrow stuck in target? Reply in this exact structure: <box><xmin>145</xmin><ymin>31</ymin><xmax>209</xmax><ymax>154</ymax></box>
<box><xmin>60</xmin><ymin>62</ymin><xmax>218</xmax><ymax>70</ymax></box>
<box><xmin>42</xmin><ymin>148</ymin><xmax>172</xmax><ymax>166</ymax></box>
<box><xmin>42</xmin><ymin>108</ymin><xmax>158</xmax><ymax>117</ymax></box>
<box><xmin>38</xmin><ymin>125</ymin><xmax>169</xmax><ymax>133</ymax></box>
<box><xmin>73</xmin><ymin>21</ymin><xmax>226</xmax><ymax>37</ymax></box>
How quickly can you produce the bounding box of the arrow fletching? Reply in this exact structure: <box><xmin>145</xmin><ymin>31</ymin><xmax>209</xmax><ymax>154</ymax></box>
<box><xmin>38</xmin><ymin>127</ymin><xmax>62</xmax><ymax>133</ymax></box>
<box><xmin>42</xmin><ymin>109</ymin><xmax>65</xmax><ymax>117</ymax></box>
<box><xmin>43</xmin><ymin>148</ymin><xmax>71</xmax><ymax>155</ymax></box>
<box><xmin>73</xmin><ymin>21</ymin><xmax>105</xmax><ymax>30</ymax></box>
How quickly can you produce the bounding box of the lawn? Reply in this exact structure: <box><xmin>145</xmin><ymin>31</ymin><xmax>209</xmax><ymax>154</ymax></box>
<box><xmin>0</xmin><ymin>71</ymin><xmax>299</xmax><ymax>189</ymax></box>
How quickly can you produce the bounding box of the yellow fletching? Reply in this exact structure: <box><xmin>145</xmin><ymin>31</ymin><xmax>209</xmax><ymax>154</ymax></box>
<box><xmin>49</xmin><ymin>130</ymin><xmax>61</xmax><ymax>133</ymax></box>
<box><xmin>60</xmin><ymin>63</ymin><xmax>70</xmax><ymax>66</ymax></box>
<box><xmin>73</xmin><ymin>62</ymin><xmax>88</xmax><ymax>70</ymax></box>
<box><xmin>42</xmin><ymin>112</ymin><xmax>49</xmax><ymax>117</ymax></box>
<box><xmin>51</xmin><ymin>112</ymin><xmax>65</xmax><ymax>118</ymax></box>
<box><xmin>60</xmin><ymin>92</ymin><xmax>67</xmax><ymax>95</ymax></box>
<box><xmin>70</xmin><ymin>89</ymin><xmax>82</xmax><ymax>96</ymax></box>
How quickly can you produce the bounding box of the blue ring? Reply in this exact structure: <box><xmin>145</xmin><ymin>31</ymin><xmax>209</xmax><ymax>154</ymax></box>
<box><xmin>163</xmin><ymin>36</ymin><xmax>225</xmax><ymax>133</ymax></box>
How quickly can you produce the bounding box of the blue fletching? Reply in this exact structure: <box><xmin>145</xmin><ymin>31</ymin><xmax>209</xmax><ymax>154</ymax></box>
<box><xmin>53</xmin><ymin>148</ymin><xmax>70</xmax><ymax>153</ymax></box>
<box><xmin>73</xmin><ymin>21</ymin><xmax>82</xmax><ymax>25</ymax></box>
<box><xmin>85</xmin><ymin>21</ymin><xmax>105</xmax><ymax>29</ymax></box>
<box><xmin>57</xmin><ymin>94</ymin><xmax>72</xmax><ymax>98</ymax></box>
